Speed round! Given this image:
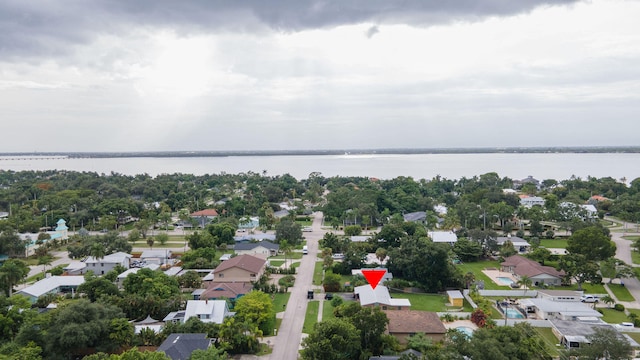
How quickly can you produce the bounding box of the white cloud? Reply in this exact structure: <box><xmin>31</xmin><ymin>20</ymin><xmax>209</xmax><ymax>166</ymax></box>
<box><xmin>1</xmin><ymin>0</ymin><xmax>639</xmax><ymax>151</ymax></box>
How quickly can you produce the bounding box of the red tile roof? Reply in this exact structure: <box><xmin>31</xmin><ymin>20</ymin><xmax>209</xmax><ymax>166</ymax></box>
<box><xmin>214</xmin><ymin>254</ymin><xmax>266</xmax><ymax>274</ymax></box>
<box><xmin>191</xmin><ymin>209</ymin><xmax>219</xmax><ymax>217</ymax></box>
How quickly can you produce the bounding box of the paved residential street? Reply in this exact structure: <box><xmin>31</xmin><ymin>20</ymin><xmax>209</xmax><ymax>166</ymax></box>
<box><xmin>608</xmin><ymin>217</ymin><xmax>640</xmax><ymax>308</ymax></box>
<box><xmin>269</xmin><ymin>212</ymin><xmax>325</xmax><ymax>360</ymax></box>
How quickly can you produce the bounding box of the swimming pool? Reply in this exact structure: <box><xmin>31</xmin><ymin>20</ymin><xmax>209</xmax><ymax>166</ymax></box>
<box><xmin>497</xmin><ymin>276</ymin><xmax>515</xmax><ymax>286</ymax></box>
<box><xmin>455</xmin><ymin>326</ymin><xmax>474</xmax><ymax>338</ymax></box>
<box><xmin>505</xmin><ymin>308</ymin><xmax>525</xmax><ymax>319</ymax></box>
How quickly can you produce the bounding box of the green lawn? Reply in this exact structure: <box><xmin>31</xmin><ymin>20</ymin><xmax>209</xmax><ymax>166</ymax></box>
<box><xmin>272</xmin><ymin>293</ymin><xmax>291</xmax><ymax>312</ymax></box>
<box><xmin>269</xmin><ymin>260</ymin><xmax>285</xmax><ymax>267</ymax></box>
<box><xmin>545</xmin><ymin>283</ymin><xmax>607</xmax><ymax>294</ymax></box>
<box><xmin>303</xmin><ymin>301</ymin><xmax>320</xmax><ymax>333</ymax></box>
<box><xmin>539</xmin><ymin>239</ymin><xmax>568</xmax><ymax>249</ymax></box>
<box><xmin>270</xmin><ymin>252</ymin><xmax>303</xmax><ymax>260</ymax></box>
<box><xmin>322</xmin><ymin>300</ymin><xmax>336</xmax><ymax>321</ymax></box>
<box><xmin>456</xmin><ymin>261</ymin><xmax>510</xmax><ymax>290</ymax></box>
<box><xmin>389</xmin><ymin>293</ymin><xmax>450</xmax><ymax>312</ymax></box>
<box><xmin>533</xmin><ymin>327</ymin><xmax>561</xmax><ymax>357</ymax></box>
<box><xmin>608</xmin><ymin>283</ymin><xmax>635</xmax><ymax>302</ymax></box>
<box><xmin>313</xmin><ymin>262</ymin><xmax>324</xmax><ymax>286</ymax></box>
<box><xmin>632</xmin><ymin>251</ymin><xmax>640</xmax><ymax>265</ymax></box>
<box><xmin>600</xmin><ymin>308</ymin><xmax>630</xmax><ymax>324</ymax></box>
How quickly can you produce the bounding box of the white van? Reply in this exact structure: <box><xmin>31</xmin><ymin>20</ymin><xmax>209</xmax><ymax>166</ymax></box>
<box><xmin>302</xmin><ymin>246</ymin><xmax>308</xmax><ymax>255</ymax></box>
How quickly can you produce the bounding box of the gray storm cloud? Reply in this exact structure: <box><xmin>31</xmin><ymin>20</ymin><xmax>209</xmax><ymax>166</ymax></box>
<box><xmin>0</xmin><ymin>0</ymin><xmax>579</xmax><ymax>59</ymax></box>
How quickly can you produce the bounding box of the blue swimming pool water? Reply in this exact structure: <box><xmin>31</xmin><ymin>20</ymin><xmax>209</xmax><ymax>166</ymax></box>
<box><xmin>497</xmin><ymin>276</ymin><xmax>515</xmax><ymax>285</ymax></box>
<box><xmin>455</xmin><ymin>326</ymin><xmax>474</xmax><ymax>337</ymax></box>
<box><xmin>505</xmin><ymin>308</ymin><xmax>525</xmax><ymax>319</ymax></box>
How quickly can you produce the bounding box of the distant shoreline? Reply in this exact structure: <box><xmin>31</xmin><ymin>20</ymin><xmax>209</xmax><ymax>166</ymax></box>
<box><xmin>1</xmin><ymin>146</ymin><xmax>639</xmax><ymax>158</ymax></box>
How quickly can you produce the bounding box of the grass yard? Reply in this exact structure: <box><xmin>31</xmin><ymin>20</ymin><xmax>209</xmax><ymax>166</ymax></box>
<box><xmin>270</xmin><ymin>252</ymin><xmax>303</xmax><ymax>260</ymax></box>
<box><xmin>313</xmin><ymin>261</ymin><xmax>324</xmax><ymax>285</ymax></box>
<box><xmin>389</xmin><ymin>293</ymin><xmax>448</xmax><ymax>312</ymax></box>
<box><xmin>456</xmin><ymin>260</ymin><xmax>510</xmax><ymax>290</ymax></box>
<box><xmin>539</xmin><ymin>239</ymin><xmax>568</xmax><ymax>249</ymax></box>
<box><xmin>303</xmin><ymin>301</ymin><xmax>320</xmax><ymax>333</ymax></box>
<box><xmin>272</xmin><ymin>293</ymin><xmax>291</xmax><ymax>312</ymax></box>
<box><xmin>608</xmin><ymin>283</ymin><xmax>635</xmax><ymax>302</ymax></box>
<box><xmin>600</xmin><ymin>308</ymin><xmax>630</xmax><ymax>324</ymax></box>
<box><xmin>632</xmin><ymin>251</ymin><xmax>640</xmax><ymax>265</ymax></box>
<box><xmin>545</xmin><ymin>283</ymin><xmax>607</xmax><ymax>294</ymax></box>
<box><xmin>533</xmin><ymin>327</ymin><xmax>561</xmax><ymax>357</ymax></box>
<box><xmin>322</xmin><ymin>300</ymin><xmax>336</xmax><ymax>322</ymax></box>
<box><xmin>269</xmin><ymin>260</ymin><xmax>285</xmax><ymax>267</ymax></box>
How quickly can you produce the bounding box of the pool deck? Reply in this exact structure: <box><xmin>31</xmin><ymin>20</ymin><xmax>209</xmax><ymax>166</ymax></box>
<box><xmin>443</xmin><ymin>320</ymin><xmax>478</xmax><ymax>331</ymax></box>
<box><xmin>482</xmin><ymin>269</ymin><xmax>522</xmax><ymax>288</ymax></box>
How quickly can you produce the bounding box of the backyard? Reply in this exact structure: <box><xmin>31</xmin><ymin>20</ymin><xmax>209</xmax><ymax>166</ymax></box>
<box><xmin>539</xmin><ymin>239</ymin><xmax>568</xmax><ymax>249</ymax></box>
<box><xmin>390</xmin><ymin>292</ymin><xmax>473</xmax><ymax>312</ymax></box>
<box><xmin>456</xmin><ymin>260</ymin><xmax>510</xmax><ymax>290</ymax></box>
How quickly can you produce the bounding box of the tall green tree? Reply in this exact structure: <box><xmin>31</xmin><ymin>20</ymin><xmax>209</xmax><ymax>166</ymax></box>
<box><xmin>275</xmin><ymin>219</ymin><xmax>303</xmax><ymax>245</ymax></box>
<box><xmin>233</xmin><ymin>290</ymin><xmax>275</xmax><ymax>335</ymax></box>
<box><xmin>0</xmin><ymin>259</ymin><xmax>29</xmax><ymax>296</ymax></box>
<box><xmin>569</xmin><ymin>327</ymin><xmax>632</xmax><ymax>360</ymax></box>
<box><xmin>567</xmin><ymin>226</ymin><xmax>616</xmax><ymax>261</ymax></box>
<box><xmin>301</xmin><ymin>318</ymin><xmax>361</xmax><ymax>360</ymax></box>
<box><xmin>46</xmin><ymin>300</ymin><xmax>126</xmax><ymax>358</ymax></box>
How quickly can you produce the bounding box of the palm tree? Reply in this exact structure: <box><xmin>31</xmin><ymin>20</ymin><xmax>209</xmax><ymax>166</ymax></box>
<box><xmin>279</xmin><ymin>240</ymin><xmax>292</xmax><ymax>268</ymax></box>
<box><xmin>90</xmin><ymin>242</ymin><xmax>106</xmax><ymax>262</ymax></box>
<box><xmin>0</xmin><ymin>259</ymin><xmax>29</xmax><ymax>296</ymax></box>
<box><xmin>38</xmin><ymin>255</ymin><xmax>53</xmax><ymax>274</ymax></box>
<box><xmin>146</xmin><ymin>237</ymin><xmax>155</xmax><ymax>250</ymax></box>
<box><xmin>463</xmin><ymin>272</ymin><xmax>476</xmax><ymax>289</ymax></box>
<box><xmin>517</xmin><ymin>275</ymin><xmax>533</xmax><ymax>294</ymax></box>
<box><xmin>375</xmin><ymin>247</ymin><xmax>388</xmax><ymax>265</ymax></box>
<box><xmin>601</xmin><ymin>295</ymin><xmax>615</xmax><ymax>308</ymax></box>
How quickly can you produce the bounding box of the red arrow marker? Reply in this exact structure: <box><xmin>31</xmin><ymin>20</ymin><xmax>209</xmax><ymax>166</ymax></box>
<box><xmin>361</xmin><ymin>269</ymin><xmax>386</xmax><ymax>289</ymax></box>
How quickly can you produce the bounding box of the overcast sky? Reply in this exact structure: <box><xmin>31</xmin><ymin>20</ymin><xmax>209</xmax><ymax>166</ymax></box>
<box><xmin>1</xmin><ymin>0</ymin><xmax>639</xmax><ymax>152</ymax></box>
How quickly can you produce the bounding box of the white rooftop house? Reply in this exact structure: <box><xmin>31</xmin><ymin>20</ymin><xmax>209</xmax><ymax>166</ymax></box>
<box><xmin>354</xmin><ymin>285</ymin><xmax>411</xmax><ymax>310</ymax></box>
<box><xmin>16</xmin><ymin>276</ymin><xmax>85</xmax><ymax>303</ymax></box>
<box><xmin>520</xmin><ymin>196</ymin><xmax>545</xmax><ymax>208</ymax></box>
<box><xmin>519</xmin><ymin>298</ymin><xmax>603</xmax><ymax>321</ymax></box>
<box><xmin>428</xmin><ymin>231</ymin><xmax>458</xmax><ymax>245</ymax></box>
<box><xmin>83</xmin><ymin>252</ymin><xmax>132</xmax><ymax>275</ymax></box>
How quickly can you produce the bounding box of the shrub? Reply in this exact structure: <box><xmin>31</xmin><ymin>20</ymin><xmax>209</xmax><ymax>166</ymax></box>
<box><xmin>470</xmin><ymin>308</ymin><xmax>488</xmax><ymax>328</ymax></box>
<box><xmin>615</xmin><ymin>303</ymin><xmax>625</xmax><ymax>312</ymax></box>
<box><xmin>330</xmin><ymin>296</ymin><xmax>343</xmax><ymax>307</ymax></box>
<box><xmin>278</xmin><ymin>275</ymin><xmax>296</xmax><ymax>287</ymax></box>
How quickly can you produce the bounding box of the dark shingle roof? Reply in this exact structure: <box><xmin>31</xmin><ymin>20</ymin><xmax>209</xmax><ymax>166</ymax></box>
<box><xmin>157</xmin><ymin>333</ymin><xmax>210</xmax><ymax>360</ymax></box>
<box><xmin>233</xmin><ymin>240</ymin><xmax>279</xmax><ymax>251</ymax></box>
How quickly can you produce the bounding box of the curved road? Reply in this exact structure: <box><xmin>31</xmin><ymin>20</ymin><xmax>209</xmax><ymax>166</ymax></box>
<box><xmin>269</xmin><ymin>212</ymin><xmax>325</xmax><ymax>360</ymax></box>
<box><xmin>608</xmin><ymin>217</ymin><xmax>640</xmax><ymax>308</ymax></box>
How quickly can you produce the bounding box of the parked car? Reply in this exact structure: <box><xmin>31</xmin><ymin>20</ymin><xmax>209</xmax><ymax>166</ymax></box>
<box><xmin>580</xmin><ymin>295</ymin><xmax>599</xmax><ymax>303</ymax></box>
<box><xmin>332</xmin><ymin>253</ymin><xmax>345</xmax><ymax>259</ymax></box>
<box><xmin>302</xmin><ymin>226</ymin><xmax>313</xmax><ymax>232</ymax></box>
<box><xmin>325</xmin><ymin>293</ymin><xmax>334</xmax><ymax>300</ymax></box>
<box><xmin>307</xmin><ymin>290</ymin><xmax>314</xmax><ymax>299</ymax></box>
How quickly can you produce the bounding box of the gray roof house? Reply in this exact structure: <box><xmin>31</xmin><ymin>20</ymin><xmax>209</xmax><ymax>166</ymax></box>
<box><xmin>83</xmin><ymin>251</ymin><xmax>132</xmax><ymax>275</ymax></box>
<box><xmin>16</xmin><ymin>276</ymin><xmax>85</xmax><ymax>303</ymax></box>
<box><xmin>496</xmin><ymin>236</ymin><xmax>530</xmax><ymax>253</ymax></box>
<box><xmin>234</xmin><ymin>240</ymin><xmax>279</xmax><ymax>258</ymax></box>
<box><xmin>157</xmin><ymin>333</ymin><xmax>211</xmax><ymax>360</ymax></box>
<box><xmin>550</xmin><ymin>319</ymin><xmax>640</xmax><ymax>350</ymax></box>
<box><xmin>428</xmin><ymin>231</ymin><xmax>458</xmax><ymax>245</ymax></box>
<box><xmin>403</xmin><ymin>211</ymin><xmax>426</xmax><ymax>223</ymax></box>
